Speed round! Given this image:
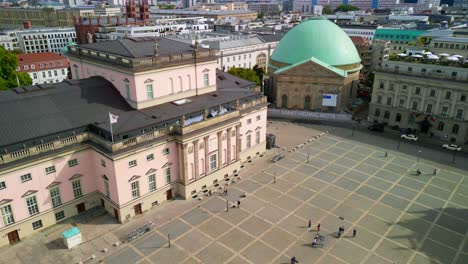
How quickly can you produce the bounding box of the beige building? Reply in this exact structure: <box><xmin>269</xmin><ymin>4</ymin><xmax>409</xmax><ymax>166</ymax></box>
<box><xmin>369</xmin><ymin>59</ymin><xmax>468</xmax><ymax>145</ymax></box>
<box><xmin>267</xmin><ymin>17</ymin><xmax>361</xmax><ymax>112</ymax></box>
<box><xmin>0</xmin><ymin>8</ymin><xmax>93</xmax><ymax>29</ymax></box>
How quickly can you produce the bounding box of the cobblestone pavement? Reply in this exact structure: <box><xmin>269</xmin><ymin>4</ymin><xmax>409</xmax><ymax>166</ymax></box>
<box><xmin>1</xmin><ymin>122</ymin><xmax>467</xmax><ymax>264</ymax></box>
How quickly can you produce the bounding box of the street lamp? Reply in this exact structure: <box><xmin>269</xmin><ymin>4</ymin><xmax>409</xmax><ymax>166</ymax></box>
<box><xmin>417</xmin><ymin>150</ymin><xmax>422</xmax><ymax>163</ymax></box>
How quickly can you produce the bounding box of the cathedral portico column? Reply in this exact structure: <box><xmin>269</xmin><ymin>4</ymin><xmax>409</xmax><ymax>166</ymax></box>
<box><xmin>204</xmin><ymin>136</ymin><xmax>209</xmax><ymax>175</ymax></box>
<box><xmin>217</xmin><ymin>131</ymin><xmax>222</xmax><ymax>168</ymax></box>
<box><xmin>235</xmin><ymin>124</ymin><xmax>241</xmax><ymax>161</ymax></box>
<box><xmin>226</xmin><ymin>128</ymin><xmax>232</xmax><ymax>164</ymax></box>
<box><xmin>193</xmin><ymin>139</ymin><xmax>199</xmax><ymax>180</ymax></box>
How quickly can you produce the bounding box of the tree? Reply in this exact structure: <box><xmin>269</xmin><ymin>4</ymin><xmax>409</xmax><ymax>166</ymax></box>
<box><xmin>334</xmin><ymin>4</ymin><xmax>360</xmax><ymax>12</ymax></box>
<box><xmin>228</xmin><ymin>67</ymin><xmax>261</xmax><ymax>86</ymax></box>
<box><xmin>257</xmin><ymin>12</ymin><xmax>264</xmax><ymax>19</ymax></box>
<box><xmin>0</xmin><ymin>46</ymin><xmax>32</xmax><ymax>90</ymax></box>
<box><xmin>322</xmin><ymin>5</ymin><xmax>333</xmax><ymax>14</ymax></box>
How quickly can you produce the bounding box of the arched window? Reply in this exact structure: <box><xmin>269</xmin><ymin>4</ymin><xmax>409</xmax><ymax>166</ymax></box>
<box><xmin>187</xmin><ymin>74</ymin><xmax>191</xmax><ymax>90</ymax></box>
<box><xmin>178</xmin><ymin>76</ymin><xmax>183</xmax><ymax>92</ymax></box>
<box><xmin>281</xmin><ymin>94</ymin><xmax>288</xmax><ymax>108</ymax></box>
<box><xmin>169</xmin><ymin>78</ymin><xmax>174</xmax><ymax>93</ymax></box>
<box><xmin>395</xmin><ymin>113</ymin><xmax>402</xmax><ymax>122</ymax></box>
<box><xmin>375</xmin><ymin>109</ymin><xmax>380</xmax><ymax>117</ymax></box>
<box><xmin>304</xmin><ymin>96</ymin><xmax>311</xmax><ymax>110</ymax></box>
<box><xmin>384</xmin><ymin>111</ymin><xmax>390</xmax><ymax>119</ymax></box>
<box><xmin>452</xmin><ymin>124</ymin><xmax>459</xmax><ymax>134</ymax></box>
<box><xmin>437</xmin><ymin>122</ymin><xmax>444</xmax><ymax>131</ymax></box>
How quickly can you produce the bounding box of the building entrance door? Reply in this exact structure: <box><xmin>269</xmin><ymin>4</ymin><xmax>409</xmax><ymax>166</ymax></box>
<box><xmin>166</xmin><ymin>189</ymin><xmax>173</xmax><ymax>200</ymax></box>
<box><xmin>76</xmin><ymin>203</ymin><xmax>86</xmax><ymax>214</ymax></box>
<box><xmin>7</xmin><ymin>230</ymin><xmax>20</xmax><ymax>245</ymax></box>
<box><xmin>134</xmin><ymin>204</ymin><xmax>142</xmax><ymax>215</ymax></box>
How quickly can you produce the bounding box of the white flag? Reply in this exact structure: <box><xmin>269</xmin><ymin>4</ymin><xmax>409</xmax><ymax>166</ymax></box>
<box><xmin>109</xmin><ymin>113</ymin><xmax>119</xmax><ymax>124</ymax></box>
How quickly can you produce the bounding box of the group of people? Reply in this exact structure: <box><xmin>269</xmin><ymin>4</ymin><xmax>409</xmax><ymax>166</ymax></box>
<box><xmin>416</xmin><ymin>168</ymin><xmax>438</xmax><ymax>176</ymax></box>
<box><xmin>312</xmin><ymin>233</ymin><xmax>324</xmax><ymax>247</ymax></box>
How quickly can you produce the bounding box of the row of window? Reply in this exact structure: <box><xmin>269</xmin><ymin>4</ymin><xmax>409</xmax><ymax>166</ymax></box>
<box><xmin>433</xmin><ymin>42</ymin><xmax>468</xmax><ymax>50</ymax></box>
<box><xmin>32</xmin><ymin>69</ymin><xmax>66</xmax><ymax>79</ymax></box>
<box><xmin>226</xmin><ymin>53</ymin><xmax>252</xmax><ymax>63</ymax></box>
<box><xmin>379</xmin><ymin>82</ymin><xmax>466</xmax><ymax>101</ymax></box>
<box><xmin>21</xmin><ymin>61</ymin><xmax>65</xmax><ymax>71</ymax></box>
<box><xmin>0</xmin><ymin>179</ymin><xmax>81</xmax><ymax>227</ymax></box>
<box><xmin>373</xmin><ymin>109</ymin><xmax>462</xmax><ymax>135</ymax></box>
<box><xmin>128</xmin><ymin>148</ymin><xmax>169</xmax><ymax>168</ymax></box>
<box><xmin>0</xmin><ymin>159</ymin><xmax>77</xmax><ymax>191</ymax></box>
<box><xmin>131</xmin><ymin>169</ymin><xmax>171</xmax><ymax>199</ymax></box>
<box><xmin>375</xmin><ymin>34</ymin><xmax>417</xmax><ymax>40</ymax></box>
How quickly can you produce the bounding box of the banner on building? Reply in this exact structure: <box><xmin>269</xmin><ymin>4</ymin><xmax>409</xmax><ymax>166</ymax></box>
<box><xmin>322</xmin><ymin>94</ymin><xmax>337</xmax><ymax>107</ymax></box>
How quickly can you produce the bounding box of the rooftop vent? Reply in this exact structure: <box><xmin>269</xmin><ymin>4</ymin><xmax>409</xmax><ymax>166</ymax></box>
<box><xmin>172</xmin><ymin>98</ymin><xmax>192</xmax><ymax>105</ymax></box>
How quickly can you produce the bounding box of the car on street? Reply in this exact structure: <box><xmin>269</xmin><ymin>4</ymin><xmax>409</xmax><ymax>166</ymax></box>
<box><xmin>442</xmin><ymin>144</ymin><xmax>462</xmax><ymax>151</ymax></box>
<box><xmin>401</xmin><ymin>134</ymin><xmax>418</xmax><ymax>141</ymax></box>
<box><xmin>368</xmin><ymin>124</ymin><xmax>384</xmax><ymax>132</ymax></box>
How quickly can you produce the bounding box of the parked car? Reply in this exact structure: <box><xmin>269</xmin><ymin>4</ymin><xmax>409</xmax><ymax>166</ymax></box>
<box><xmin>442</xmin><ymin>144</ymin><xmax>462</xmax><ymax>151</ymax></box>
<box><xmin>368</xmin><ymin>124</ymin><xmax>384</xmax><ymax>132</ymax></box>
<box><xmin>401</xmin><ymin>134</ymin><xmax>418</xmax><ymax>141</ymax></box>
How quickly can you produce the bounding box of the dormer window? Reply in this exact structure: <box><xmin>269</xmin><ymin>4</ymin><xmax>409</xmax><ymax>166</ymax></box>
<box><xmin>31</xmin><ymin>65</ymin><xmax>35</xmax><ymax>69</ymax></box>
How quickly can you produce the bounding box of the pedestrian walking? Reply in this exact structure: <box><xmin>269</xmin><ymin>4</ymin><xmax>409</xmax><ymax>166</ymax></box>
<box><xmin>353</xmin><ymin>229</ymin><xmax>357</xmax><ymax>237</ymax></box>
<box><xmin>385</xmin><ymin>152</ymin><xmax>388</xmax><ymax>157</ymax></box>
<box><xmin>337</xmin><ymin>227</ymin><xmax>342</xmax><ymax>238</ymax></box>
<box><xmin>317</xmin><ymin>223</ymin><xmax>321</xmax><ymax>231</ymax></box>
<box><xmin>237</xmin><ymin>200</ymin><xmax>240</xmax><ymax>208</ymax></box>
<box><xmin>433</xmin><ymin>169</ymin><xmax>437</xmax><ymax>175</ymax></box>
<box><xmin>291</xmin><ymin>256</ymin><xmax>299</xmax><ymax>264</ymax></box>
<box><xmin>224</xmin><ymin>188</ymin><xmax>228</xmax><ymax>196</ymax></box>
<box><xmin>308</xmin><ymin>219</ymin><xmax>311</xmax><ymax>229</ymax></box>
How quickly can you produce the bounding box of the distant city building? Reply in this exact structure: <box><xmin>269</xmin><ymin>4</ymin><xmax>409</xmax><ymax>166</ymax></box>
<box><xmin>374</xmin><ymin>28</ymin><xmax>427</xmax><ymax>52</ymax></box>
<box><xmin>16</xmin><ymin>52</ymin><xmax>70</xmax><ymax>85</ymax></box>
<box><xmin>369</xmin><ymin>58</ymin><xmax>468</xmax><ymax>145</ymax></box>
<box><xmin>168</xmin><ymin>32</ymin><xmax>283</xmax><ymax>71</ymax></box>
<box><xmin>340</xmin><ymin>24</ymin><xmax>378</xmax><ymax>41</ymax></box>
<box><xmin>16</xmin><ymin>27</ymin><xmax>77</xmax><ymax>54</ymax></box>
<box><xmin>184</xmin><ymin>0</ymin><xmax>197</xmax><ymax>8</ymax></box>
<box><xmin>0</xmin><ymin>7</ymin><xmax>94</xmax><ymax>29</ymax></box>
<box><xmin>267</xmin><ymin>17</ymin><xmax>361</xmax><ymax>112</ymax></box>
<box><xmin>0</xmin><ymin>32</ymin><xmax>18</xmax><ymax>51</ymax></box>
<box><xmin>248</xmin><ymin>3</ymin><xmax>282</xmax><ymax>15</ymax></box>
<box><xmin>350</xmin><ymin>36</ymin><xmax>390</xmax><ymax>75</ymax></box>
<box><xmin>149</xmin><ymin>9</ymin><xmax>258</xmax><ymax>21</ymax></box>
<box><xmin>63</xmin><ymin>0</ymin><xmax>84</xmax><ymax>7</ymax></box>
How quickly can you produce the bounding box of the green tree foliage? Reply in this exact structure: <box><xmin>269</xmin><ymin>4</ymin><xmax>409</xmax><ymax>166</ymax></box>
<box><xmin>228</xmin><ymin>67</ymin><xmax>261</xmax><ymax>86</ymax></box>
<box><xmin>257</xmin><ymin>12</ymin><xmax>264</xmax><ymax>19</ymax></box>
<box><xmin>334</xmin><ymin>4</ymin><xmax>360</xmax><ymax>12</ymax></box>
<box><xmin>323</xmin><ymin>5</ymin><xmax>333</xmax><ymax>14</ymax></box>
<box><xmin>0</xmin><ymin>46</ymin><xmax>32</xmax><ymax>90</ymax></box>
<box><xmin>389</xmin><ymin>52</ymin><xmax>398</xmax><ymax>60</ymax></box>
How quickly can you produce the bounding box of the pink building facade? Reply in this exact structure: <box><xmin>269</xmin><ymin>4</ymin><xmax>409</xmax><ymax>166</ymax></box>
<box><xmin>0</xmin><ymin>37</ymin><xmax>267</xmax><ymax>247</ymax></box>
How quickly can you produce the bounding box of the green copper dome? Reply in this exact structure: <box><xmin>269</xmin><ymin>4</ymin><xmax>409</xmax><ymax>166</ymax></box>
<box><xmin>271</xmin><ymin>17</ymin><xmax>361</xmax><ymax>67</ymax></box>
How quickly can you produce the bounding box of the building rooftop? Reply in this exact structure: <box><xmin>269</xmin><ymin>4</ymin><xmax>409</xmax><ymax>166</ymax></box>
<box><xmin>17</xmin><ymin>52</ymin><xmax>68</xmax><ymax>63</ymax></box>
<box><xmin>150</xmin><ymin>9</ymin><xmax>256</xmax><ymax>16</ymax></box>
<box><xmin>0</xmin><ymin>72</ymin><xmax>260</xmax><ymax>150</ymax></box>
<box><xmin>79</xmin><ymin>37</ymin><xmax>200</xmax><ymax>58</ymax></box>
<box><xmin>433</xmin><ymin>37</ymin><xmax>468</xmax><ymax>43</ymax></box>
<box><xmin>350</xmin><ymin>36</ymin><xmax>370</xmax><ymax>45</ymax></box>
<box><xmin>17</xmin><ymin>52</ymin><xmax>70</xmax><ymax>72</ymax></box>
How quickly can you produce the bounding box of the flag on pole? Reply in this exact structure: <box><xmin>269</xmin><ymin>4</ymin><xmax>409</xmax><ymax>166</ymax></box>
<box><xmin>109</xmin><ymin>113</ymin><xmax>119</xmax><ymax>124</ymax></box>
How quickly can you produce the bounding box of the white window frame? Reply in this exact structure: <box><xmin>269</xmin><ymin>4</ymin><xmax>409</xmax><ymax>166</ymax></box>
<box><xmin>147</xmin><ymin>154</ymin><xmax>154</xmax><ymax>161</ymax></box>
<box><xmin>209</xmin><ymin>153</ymin><xmax>217</xmax><ymax>171</ymax></box>
<box><xmin>246</xmin><ymin>134</ymin><xmax>252</xmax><ymax>148</ymax></box>
<box><xmin>165</xmin><ymin>168</ymin><xmax>171</xmax><ymax>184</ymax></box>
<box><xmin>256</xmin><ymin>115</ymin><xmax>261</xmax><ymax>121</ymax></box>
<box><xmin>129</xmin><ymin>160</ymin><xmax>137</xmax><ymax>168</ymax></box>
<box><xmin>55</xmin><ymin>211</ymin><xmax>65</xmax><ymax>221</ymax></box>
<box><xmin>131</xmin><ymin>181</ymin><xmax>140</xmax><ymax>199</ymax></box>
<box><xmin>247</xmin><ymin>118</ymin><xmax>252</xmax><ymax>125</ymax></box>
<box><xmin>0</xmin><ymin>205</ymin><xmax>14</xmax><ymax>225</ymax></box>
<box><xmin>104</xmin><ymin>178</ymin><xmax>110</xmax><ymax>198</ymax></box>
<box><xmin>146</xmin><ymin>83</ymin><xmax>154</xmax><ymax>99</ymax></box>
<box><xmin>203</xmin><ymin>73</ymin><xmax>209</xmax><ymax>87</ymax></box>
<box><xmin>26</xmin><ymin>196</ymin><xmax>39</xmax><ymax>216</ymax></box>
<box><xmin>68</xmin><ymin>159</ymin><xmax>78</xmax><ymax>167</ymax></box>
<box><xmin>148</xmin><ymin>174</ymin><xmax>156</xmax><ymax>192</ymax></box>
<box><xmin>50</xmin><ymin>187</ymin><xmax>62</xmax><ymax>208</ymax></box>
<box><xmin>21</xmin><ymin>173</ymin><xmax>32</xmax><ymax>183</ymax></box>
<box><xmin>256</xmin><ymin>130</ymin><xmax>261</xmax><ymax>145</ymax></box>
<box><xmin>45</xmin><ymin>166</ymin><xmax>56</xmax><ymax>174</ymax></box>
<box><xmin>101</xmin><ymin>159</ymin><xmax>106</xmax><ymax>167</ymax></box>
<box><xmin>32</xmin><ymin>220</ymin><xmax>43</xmax><ymax>230</ymax></box>
<box><xmin>72</xmin><ymin>179</ymin><xmax>83</xmax><ymax>198</ymax></box>
<box><xmin>162</xmin><ymin>148</ymin><xmax>170</xmax><ymax>155</ymax></box>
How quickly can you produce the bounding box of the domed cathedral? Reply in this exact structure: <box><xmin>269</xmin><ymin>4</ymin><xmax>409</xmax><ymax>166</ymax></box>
<box><xmin>266</xmin><ymin>17</ymin><xmax>362</xmax><ymax>112</ymax></box>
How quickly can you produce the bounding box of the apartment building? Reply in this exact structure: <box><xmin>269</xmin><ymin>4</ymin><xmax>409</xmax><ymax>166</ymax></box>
<box><xmin>16</xmin><ymin>52</ymin><xmax>70</xmax><ymax>85</ymax></box>
<box><xmin>2</xmin><ymin>28</ymin><xmax>77</xmax><ymax>54</ymax></box>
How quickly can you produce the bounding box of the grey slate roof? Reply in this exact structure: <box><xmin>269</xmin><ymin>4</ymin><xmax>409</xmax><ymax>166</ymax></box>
<box><xmin>0</xmin><ymin>73</ymin><xmax>260</xmax><ymax>149</ymax></box>
<box><xmin>80</xmin><ymin>37</ymin><xmax>201</xmax><ymax>58</ymax></box>
<box><xmin>257</xmin><ymin>33</ymin><xmax>285</xmax><ymax>43</ymax></box>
